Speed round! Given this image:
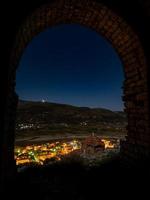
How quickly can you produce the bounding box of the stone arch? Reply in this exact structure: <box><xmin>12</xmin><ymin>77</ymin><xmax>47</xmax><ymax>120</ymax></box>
<box><xmin>6</xmin><ymin>0</ymin><xmax>150</xmax><ymax>174</ymax></box>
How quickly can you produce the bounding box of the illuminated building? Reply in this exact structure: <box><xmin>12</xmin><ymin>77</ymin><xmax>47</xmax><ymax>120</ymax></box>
<box><xmin>82</xmin><ymin>133</ymin><xmax>105</xmax><ymax>154</ymax></box>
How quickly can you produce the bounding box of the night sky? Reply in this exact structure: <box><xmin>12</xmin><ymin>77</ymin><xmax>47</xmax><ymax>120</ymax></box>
<box><xmin>16</xmin><ymin>24</ymin><xmax>124</xmax><ymax>111</ymax></box>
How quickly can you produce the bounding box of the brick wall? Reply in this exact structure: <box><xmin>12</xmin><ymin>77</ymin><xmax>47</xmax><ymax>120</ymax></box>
<box><xmin>2</xmin><ymin>0</ymin><xmax>150</xmax><ymax>183</ymax></box>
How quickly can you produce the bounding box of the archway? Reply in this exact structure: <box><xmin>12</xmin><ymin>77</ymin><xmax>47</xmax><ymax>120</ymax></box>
<box><xmin>15</xmin><ymin>23</ymin><xmax>126</xmax><ymax>167</ymax></box>
<box><xmin>3</xmin><ymin>0</ymin><xmax>150</xmax><ymax>184</ymax></box>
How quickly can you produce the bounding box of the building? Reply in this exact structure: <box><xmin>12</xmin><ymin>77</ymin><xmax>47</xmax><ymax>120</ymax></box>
<box><xmin>82</xmin><ymin>133</ymin><xmax>105</xmax><ymax>155</ymax></box>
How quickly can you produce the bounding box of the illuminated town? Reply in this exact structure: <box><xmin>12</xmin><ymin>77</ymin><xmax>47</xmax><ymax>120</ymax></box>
<box><xmin>15</xmin><ymin>135</ymin><xmax>118</xmax><ymax>167</ymax></box>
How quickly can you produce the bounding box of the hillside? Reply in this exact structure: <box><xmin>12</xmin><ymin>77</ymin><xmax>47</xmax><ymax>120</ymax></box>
<box><xmin>16</xmin><ymin>100</ymin><xmax>126</xmax><ymax>124</ymax></box>
<box><xmin>16</xmin><ymin>100</ymin><xmax>127</xmax><ymax>137</ymax></box>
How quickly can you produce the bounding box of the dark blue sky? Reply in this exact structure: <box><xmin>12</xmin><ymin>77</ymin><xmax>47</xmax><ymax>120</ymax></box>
<box><xmin>16</xmin><ymin>24</ymin><xmax>124</xmax><ymax>111</ymax></box>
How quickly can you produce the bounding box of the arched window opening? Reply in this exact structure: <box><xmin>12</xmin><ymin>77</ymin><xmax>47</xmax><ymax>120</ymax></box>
<box><xmin>15</xmin><ymin>24</ymin><xmax>126</xmax><ymax>169</ymax></box>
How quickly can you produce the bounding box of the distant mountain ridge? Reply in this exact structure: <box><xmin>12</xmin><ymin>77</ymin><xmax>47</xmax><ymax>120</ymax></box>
<box><xmin>16</xmin><ymin>100</ymin><xmax>126</xmax><ymax>124</ymax></box>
